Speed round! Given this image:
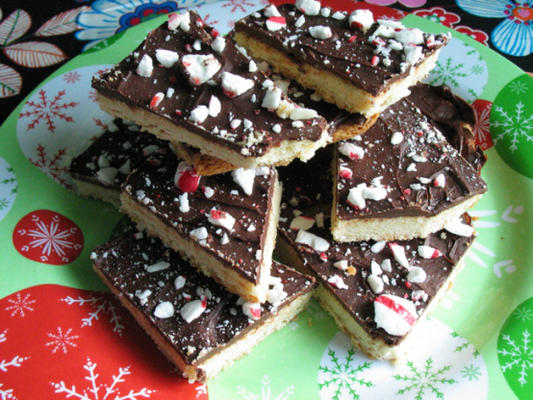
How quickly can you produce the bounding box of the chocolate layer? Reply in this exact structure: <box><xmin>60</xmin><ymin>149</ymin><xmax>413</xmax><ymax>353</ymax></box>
<box><xmin>235</xmin><ymin>4</ymin><xmax>449</xmax><ymax>96</ymax></box>
<box><xmin>278</xmin><ymin>199</ymin><xmax>474</xmax><ymax>344</ymax></box>
<box><xmin>91</xmin><ymin>229</ymin><xmax>314</xmax><ymax>366</ymax></box>
<box><xmin>335</xmin><ymin>98</ymin><xmax>487</xmax><ymax>220</ymax></box>
<box><xmin>69</xmin><ymin>119</ymin><xmax>169</xmax><ymax>190</ymax></box>
<box><xmin>122</xmin><ymin>150</ymin><xmax>277</xmax><ymax>284</ymax></box>
<box><xmin>92</xmin><ymin>11</ymin><xmax>327</xmax><ymax>160</ymax></box>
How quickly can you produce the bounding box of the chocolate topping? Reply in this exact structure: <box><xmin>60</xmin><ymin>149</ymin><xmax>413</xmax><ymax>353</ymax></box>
<box><xmin>407</xmin><ymin>84</ymin><xmax>486</xmax><ymax>173</ymax></box>
<box><xmin>69</xmin><ymin>119</ymin><xmax>169</xmax><ymax>189</ymax></box>
<box><xmin>235</xmin><ymin>4</ymin><xmax>449</xmax><ymax>96</ymax></box>
<box><xmin>122</xmin><ymin>150</ymin><xmax>277</xmax><ymax>283</ymax></box>
<box><xmin>278</xmin><ymin>197</ymin><xmax>474</xmax><ymax>344</ymax></box>
<box><xmin>92</xmin><ymin>229</ymin><xmax>314</xmax><ymax>364</ymax></box>
<box><xmin>92</xmin><ymin>11</ymin><xmax>327</xmax><ymax>160</ymax></box>
<box><xmin>335</xmin><ymin>98</ymin><xmax>487</xmax><ymax>220</ymax></box>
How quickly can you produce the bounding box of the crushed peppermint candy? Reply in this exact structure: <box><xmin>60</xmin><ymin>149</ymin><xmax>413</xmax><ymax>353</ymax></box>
<box><xmin>296</xmin><ymin>230</ymin><xmax>329</xmax><ymax>252</ymax></box>
<box><xmin>417</xmin><ymin>245</ymin><xmax>442</xmax><ymax>259</ymax></box>
<box><xmin>181</xmin><ymin>54</ymin><xmax>221</xmax><ymax>86</ymax></box>
<box><xmin>433</xmin><ymin>173</ymin><xmax>445</xmax><ymax>188</ymax></box>
<box><xmin>327</xmin><ymin>274</ymin><xmax>349</xmax><ymax>289</ymax></box>
<box><xmin>367</xmin><ymin>274</ymin><xmax>384</xmax><ymax>294</ymax></box>
<box><xmin>374</xmin><ymin>294</ymin><xmax>417</xmax><ymax>336</ymax></box>
<box><xmin>145</xmin><ymin>260</ymin><xmax>170</xmax><ymax>273</ymax></box>
<box><xmin>338</xmin><ymin>141</ymin><xmax>364</xmax><ymax>160</ymax></box>
<box><xmin>221</xmin><ymin>72</ymin><xmax>254</xmax><ymax>97</ymax></box>
<box><xmin>211</xmin><ymin>36</ymin><xmax>226</xmax><ymax>53</ymax></box>
<box><xmin>444</xmin><ymin>219</ymin><xmax>474</xmax><ymax>237</ymax></box>
<box><xmin>136</xmin><ymin>54</ymin><xmax>153</xmax><ymax>77</ymax></box>
<box><xmin>135</xmin><ymin>289</ymin><xmax>152</xmax><ymax>306</ymax></box>
<box><xmin>296</xmin><ymin>0</ymin><xmax>321</xmax><ymax>16</ymax></box>
<box><xmin>168</xmin><ymin>12</ymin><xmax>190</xmax><ymax>32</ymax></box>
<box><xmin>290</xmin><ymin>107</ymin><xmax>317</xmax><ymax>120</ymax></box>
<box><xmin>155</xmin><ymin>49</ymin><xmax>179</xmax><ymax>68</ymax></box>
<box><xmin>174</xmin><ymin>275</ymin><xmax>186</xmax><ymax>290</ymax></box>
<box><xmin>290</xmin><ymin>215</ymin><xmax>315</xmax><ymax>231</ymax></box>
<box><xmin>190</xmin><ymin>227</ymin><xmax>208</xmax><ymax>241</ymax></box>
<box><xmin>154</xmin><ymin>301</ymin><xmax>175</xmax><ymax>318</ymax></box>
<box><xmin>309</xmin><ymin>25</ymin><xmax>332</xmax><ymax>40</ymax></box>
<box><xmin>264</xmin><ymin>4</ymin><xmax>281</xmax><ymax>17</ymax></box>
<box><xmin>349</xmin><ymin>9</ymin><xmax>374</xmax><ymax>32</ymax></box>
<box><xmin>232</xmin><ymin>168</ymin><xmax>255</xmax><ymax>195</ymax></box>
<box><xmin>208</xmin><ymin>208</ymin><xmax>236</xmax><ymax>231</ymax></box>
<box><xmin>180</xmin><ymin>299</ymin><xmax>206</xmax><ymax>323</ymax></box>
<box><xmin>407</xmin><ymin>266</ymin><xmax>427</xmax><ymax>283</ymax></box>
<box><xmin>347</xmin><ymin>183</ymin><xmax>387</xmax><ymax>210</ymax></box>
<box><xmin>208</xmin><ymin>95</ymin><xmax>221</xmax><ymax>117</ymax></box>
<box><xmin>149</xmin><ymin>92</ymin><xmax>165</xmax><ymax>109</ymax></box>
<box><xmin>266</xmin><ymin>16</ymin><xmax>286</xmax><ymax>32</ymax></box>
<box><xmin>174</xmin><ymin>161</ymin><xmax>200</xmax><ymax>192</ymax></box>
<box><xmin>178</xmin><ymin>192</ymin><xmax>190</xmax><ymax>213</ymax></box>
<box><xmin>96</xmin><ymin>167</ymin><xmax>118</xmax><ymax>185</ymax></box>
<box><xmin>295</xmin><ymin>15</ymin><xmax>306</xmax><ymax>28</ymax></box>
<box><xmin>262</xmin><ymin>87</ymin><xmax>282</xmax><ymax>110</ymax></box>
<box><xmin>388</xmin><ymin>243</ymin><xmax>410</xmax><ymax>269</ymax></box>
<box><xmin>391</xmin><ymin>131</ymin><xmax>404</xmax><ymax>145</ymax></box>
<box><xmin>242</xmin><ymin>301</ymin><xmax>261</xmax><ymax>320</ymax></box>
<box><xmin>371</xmin><ymin>241</ymin><xmax>386</xmax><ymax>253</ymax></box>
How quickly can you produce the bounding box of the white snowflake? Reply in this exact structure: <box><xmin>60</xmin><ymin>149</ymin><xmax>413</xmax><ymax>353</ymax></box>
<box><xmin>19</xmin><ymin>89</ymin><xmax>78</xmax><ymax>133</ymax></box>
<box><xmin>499</xmin><ymin>330</ymin><xmax>533</xmax><ymax>386</ymax></box>
<box><xmin>237</xmin><ymin>375</ymin><xmax>294</xmax><ymax>400</ymax></box>
<box><xmin>514</xmin><ymin>306</ymin><xmax>533</xmax><ymax>322</ymax></box>
<box><xmin>0</xmin><ymin>384</ymin><xmax>15</xmax><ymax>400</ymax></box>
<box><xmin>492</xmin><ymin>101</ymin><xmax>533</xmax><ymax>152</ymax></box>
<box><xmin>45</xmin><ymin>327</ymin><xmax>80</xmax><ymax>354</ymax></box>
<box><xmin>509</xmin><ymin>80</ymin><xmax>528</xmax><ymax>95</ymax></box>
<box><xmin>27</xmin><ymin>218</ymin><xmax>74</xmax><ymax>258</ymax></box>
<box><xmin>195</xmin><ymin>383</ymin><xmax>207</xmax><ymax>398</ymax></box>
<box><xmin>61</xmin><ymin>295</ymin><xmax>124</xmax><ymax>335</ymax></box>
<box><xmin>50</xmin><ymin>357</ymin><xmax>155</xmax><ymax>400</ymax></box>
<box><xmin>0</xmin><ymin>330</ymin><xmax>30</xmax><ymax>400</ymax></box>
<box><xmin>5</xmin><ymin>293</ymin><xmax>36</xmax><ymax>318</ymax></box>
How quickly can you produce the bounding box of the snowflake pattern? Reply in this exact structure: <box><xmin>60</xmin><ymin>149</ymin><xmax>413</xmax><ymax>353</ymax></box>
<box><xmin>29</xmin><ymin>144</ymin><xmax>71</xmax><ymax>189</ymax></box>
<box><xmin>45</xmin><ymin>327</ymin><xmax>80</xmax><ymax>355</ymax></box>
<box><xmin>393</xmin><ymin>358</ymin><xmax>456</xmax><ymax>399</ymax></box>
<box><xmin>514</xmin><ymin>306</ymin><xmax>533</xmax><ymax>322</ymax></box>
<box><xmin>0</xmin><ymin>159</ymin><xmax>17</xmax><ymax>221</ymax></box>
<box><xmin>492</xmin><ymin>101</ymin><xmax>533</xmax><ymax>152</ymax></box>
<box><xmin>61</xmin><ymin>295</ymin><xmax>124</xmax><ymax>336</ymax></box>
<box><xmin>509</xmin><ymin>80</ymin><xmax>528</xmax><ymax>95</ymax></box>
<box><xmin>25</xmin><ymin>217</ymin><xmax>75</xmax><ymax>258</ymax></box>
<box><xmin>50</xmin><ymin>357</ymin><xmax>155</xmax><ymax>400</ymax></box>
<box><xmin>5</xmin><ymin>293</ymin><xmax>36</xmax><ymax>318</ymax></box>
<box><xmin>498</xmin><ymin>331</ymin><xmax>533</xmax><ymax>386</ymax></box>
<box><xmin>63</xmin><ymin>71</ymin><xmax>81</xmax><ymax>84</ymax></box>
<box><xmin>472</xmin><ymin>100</ymin><xmax>492</xmax><ymax>150</ymax></box>
<box><xmin>461</xmin><ymin>364</ymin><xmax>481</xmax><ymax>381</ymax></box>
<box><xmin>222</xmin><ymin>0</ymin><xmax>258</xmax><ymax>13</ymax></box>
<box><xmin>237</xmin><ymin>375</ymin><xmax>294</xmax><ymax>400</ymax></box>
<box><xmin>19</xmin><ymin>89</ymin><xmax>78</xmax><ymax>133</ymax></box>
<box><xmin>0</xmin><ymin>330</ymin><xmax>29</xmax><ymax>400</ymax></box>
<box><xmin>318</xmin><ymin>348</ymin><xmax>373</xmax><ymax>400</ymax></box>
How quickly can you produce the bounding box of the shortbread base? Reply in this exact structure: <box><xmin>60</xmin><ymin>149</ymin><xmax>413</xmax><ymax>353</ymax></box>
<box><xmin>234</xmin><ymin>31</ymin><xmax>440</xmax><ymax>117</ymax></box>
<box><xmin>72</xmin><ymin>178</ymin><xmax>121</xmax><ymax>208</ymax></box>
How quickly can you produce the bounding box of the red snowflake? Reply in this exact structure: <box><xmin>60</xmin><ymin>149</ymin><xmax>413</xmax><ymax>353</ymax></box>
<box><xmin>63</xmin><ymin>71</ymin><xmax>81</xmax><ymax>84</ymax></box>
<box><xmin>12</xmin><ymin>210</ymin><xmax>84</xmax><ymax>265</ymax></box>
<box><xmin>19</xmin><ymin>89</ymin><xmax>78</xmax><ymax>132</ymax></box>
<box><xmin>222</xmin><ymin>0</ymin><xmax>256</xmax><ymax>13</ymax></box>
<box><xmin>472</xmin><ymin>99</ymin><xmax>494</xmax><ymax>150</ymax></box>
<box><xmin>454</xmin><ymin>25</ymin><xmax>489</xmax><ymax>46</ymax></box>
<box><xmin>413</xmin><ymin>7</ymin><xmax>460</xmax><ymax>27</ymax></box>
<box><xmin>29</xmin><ymin>143</ymin><xmax>72</xmax><ymax>189</ymax></box>
<box><xmin>200</xmin><ymin>13</ymin><xmax>219</xmax><ymax>26</ymax></box>
<box><xmin>88</xmin><ymin>89</ymin><xmax>98</xmax><ymax>102</ymax></box>
<box><xmin>93</xmin><ymin>117</ymin><xmax>108</xmax><ymax>131</ymax></box>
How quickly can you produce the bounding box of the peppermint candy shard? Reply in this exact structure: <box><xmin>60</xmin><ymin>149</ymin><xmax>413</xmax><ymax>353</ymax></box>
<box><xmin>266</xmin><ymin>16</ymin><xmax>287</xmax><ymax>32</ymax></box>
<box><xmin>180</xmin><ymin>299</ymin><xmax>207</xmax><ymax>323</ymax></box>
<box><xmin>338</xmin><ymin>141</ymin><xmax>364</xmax><ymax>160</ymax></box>
<box><xmin>136</xmin><ymin>54</ymin><xmax>153</xmax><ymax>77</ymax></box>
<box><xmin>154</xmin><ymin>301</ymin><xmax>175</xmax><ymax>318</ymax></box>
<box><xmin>295</xmin><ymin>230</ymin><xmax>329</xmax><ymax>252</ymax></box>
<box><xmin>444</xmin><ymin>219</ymin><xmax>475</xmax><ymax>237</ymax></box>
<box><xmin>374</xmin><ymin>294</ymin><xmax>416</xmax><ymax>336</ymax></box>
<box><xmin>290</xmin><ymin>215</ymin><xmax>315</xmax><ymax>231</ymax></box>
<box><xmin>168</xmin><ymin>12</ymin><xmax>191</xmax><ymax>32</ymax></box>
<box><xmin>232</xmin><ymin>168</ymin><xmax>256</xmax><ymax>195</ymax></box>
<box><xmin>155</xmin><ymin>49</ymin><xmax>179</xmax><ymax>68</ymax></box>
<box><xmin>417</xmin><ymin>245</ymin><xmax>441</xmax><ymax>259</ymax></box>
<box><xmin>388</xmin><ymin>242</ymin><xmax>410</xmax><ymax>269</ymax></box>
<box><xmin>181</xmin><ymin>54</ymin><xmax>221</xmax><ymax>86</ymax></box>
<box><xmin>349</xmin><ymin>9</ymin><xmax>374</xmax><ymax>32</ymax></box>
<box><xmin>242</xmin><ymin>301</ymin><xmax>261</xmax><ymax>320</ymax></box>
<box><xmin>221</xmin><ymin>72</ymin><xmax>254</xmax><ymax>97</ymax></box>
<box><xmin>174</xmin><ymin>161</ymin><xmax>200</xmax><ymax>192</ymax></box>
<box><xmin>295</xmin><ymin>0</ymin><xmax>321</xmax><ymax>16</ymax></box>
<box><xmin>208</xmin><ymin>208</ymin><xmax>236</xmax><ymax>231</ymax></box>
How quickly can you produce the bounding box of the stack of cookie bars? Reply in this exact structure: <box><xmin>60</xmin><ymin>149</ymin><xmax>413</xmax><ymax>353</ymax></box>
<box><xmin>70</xmin><ymin>1</ymin><xmax>487</xmax><ymax>382</ymax></box>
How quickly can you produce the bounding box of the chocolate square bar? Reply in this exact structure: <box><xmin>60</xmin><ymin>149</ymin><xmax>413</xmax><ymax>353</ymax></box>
<box><xmin>234</xmin><ymin>3</ymin><xmax>449</xmax><ymax>116</ymax></box>
<box><xmin>91</xmin><ymin>229</ymin><xmax>315</xmax><ymax>381</ymax></box>
<box><xmin>120</xmin><ymin>150</ymin><xmax>281</xmax><ymax>303</ymax></box>
<box><xmin>92</xmin><ymin>11</ymin><xmax>329</xmax><ymax>170</ymax></box>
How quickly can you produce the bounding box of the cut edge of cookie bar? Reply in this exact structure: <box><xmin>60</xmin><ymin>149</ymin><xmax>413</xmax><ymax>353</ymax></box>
<box><xmin>275</xmin><ymin>228</ymin><xmax>470</xmax><ymax>361</ymax></box>
<box><xmin>234</xmin><ymin>31</ymin><xmax>440</xmax><ymax>118</ymax></box>
<box><xmin>72</xmin><ymin>178</ymin><xmax>121</xmax><ymax>208</ymax></box>
<box><xmin>330</xmin><ymin>187</ymin><xmax>483</xmax><ymax>242</ymax></box>
<box><xmin>119</xmin><ymin>178</ymin><xmax>282</xmax><ymax>303</ymax></box>
<box><xmin>93</xmin><ymin>260</ymin><xmax>313</xmax><ymax>382</ymax></box>
<box><xmin>97</xmin><ymin>93</ymin><xmax>330</xmax><ymax>170</ymax></box>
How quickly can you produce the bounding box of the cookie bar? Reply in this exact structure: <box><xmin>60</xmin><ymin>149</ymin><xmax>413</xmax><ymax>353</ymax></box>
<box><xmin>92</xmin><ymin>11</ymin><xmax>329</xmax><ymax>170</ymax></box>
<box><xmin>120</xmin><ymin>150</ymin><xmax>281</xmax><ymax>303</ymax></box>
<box><xmin>331</xmin><ymin>98</ymin><xmax>487</xmax><ymax>242</ymax></box>
<box><xmin>69</xmin><ymin>119</ymin><xmax>169</xmax><ymax>207</ymax></box>
<box><xmin>277</xmin><ymin>198</ymin><xmax>476</xmax><ymax>360</ymax></box>
<box><xmin>174</xmin><ymin>72</ymin><xmax>378</xmax><ymax>175</ymax></box>
<box><xmin>234</xmin><ymin>3</ymin><xmax>449</xmax><ymax>116</ymax></box>
<box><xmin>91</xmin><ymin>229</ymin><xmax>315</xmax><ymax>382</ymax></box>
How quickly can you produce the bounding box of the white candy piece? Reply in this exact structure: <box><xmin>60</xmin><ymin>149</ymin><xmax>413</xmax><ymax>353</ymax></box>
<box><xmin>338</xmin><ymin>141</ymin><xmax>364</xmax><ymax>160</ymax></box>
<box><xmin>433</xmin><ymin>173</ymin><xmax>445</xmax><ymax>188</ymax></box>
<box><xmin>264</xmin><ymin>4</ymin><xmax>281</xmax><ymax>17</ymax></box>
<box><xmin>203</xmin><ymin>186</ymin><xmax>214</xmax><ymax>198</ymax></box>
<box><xmin>242</xmin><ymin>301</ymin><xmax>261</xmax><ymax>320</ymax></box>
<box><xmin>266</xmin><ymin>16</ymin><xmax>287</xmax><ymax>32</ymax></box>
<box><xmin>135</xmin><ymin>289</ymin><xmax>152</xmax><ymax>306</ymax></box>
<box><xmin>404</xmin><ymin>45</ymin><xmax>423</xmax><ymax>65</ymax></box>
<box><xmin>180</xmin><ymin>299</ymin><xmax>206</xmax><ymax>323</ymax></box>
<box><xmin>262</xmin><ymin>87</ymin><xmax>282</xmax><ymax>110</ymax></box>
<box><xmin>371</xmin><ymin>241</ymin><xmax>386</xmax><ymax>253</ymax></box>
<box><xmin>168</xmin><ymin>12</ymin><xmax>190</xmax><ymax>32</ymax></box>
<box><xmin>295</xmin><ymin>15</ymin><xmax>306</xmax><ymax>28</ymax></box>
<box><xmin>145</xmin><ymin>261</ymin><xmax>170</xmax><ymax>273</ymax></box>
<box><xmin>391</xmin><ymin>131</ymin><xmax>404</xmax><ymax>145</ymax></box>
<box><xmin>295</xmin><ymin>230</ymin><xmax>330</xmax><ymax>252</ymax></box>
<box><xmin>118</xmin><ymin>160</ymin><xmax>131</xmax><ymax>175</ymax></box>
<box><xmin>370</xmin><ymin>260</ymin><xmax>382</xmax><ymax>276</ymax></box>
<box><xmin>333</xmin><ymin>260</ymin><xmax>348</xmax><ymax>271</ymax></box>
<box><xmin>309</xmin><ymin>25</ymin><xmax>332</xmax><ymax>40</ymax></box>
<box><xmin>232</xmin><ymin>168</ymin><xmax>255</xmax><ymax>196</ymax></box>
<box><xmin>417</xmin><ymin>245</ymin><xmax>442</xmax><ymax>259</ymax></box>
<box><xmin>289</xmin><ymin>107</ymin><xmax>317</xmax><ymax>120</ymax></box>
<box><xmin>182</xmin><ymin>54</ymin><xmax>221</xmax><ymax>86</ymax></box>
<box><xmin>374</xmin><ymin>294</ymin><xmax>417</xmax><ymax>336</ymax></box>
<box><xmin>178</xmin><ymin>192</ymin><xmax>189</xmax><ymax>213</ymax></box>
<box><xmin>208</xmin><ymin>95</ymin><xmax>221</xmax><ymax>117</ymax></box>
<box><xmin>190</xmin><ymin>227</ymin><xmax>208</xmax><ymax>241</ymax></box>
<box><xmin>174</xmin><ymin>275</ymin><xmax>186</xmax><ymax>290</ymax></box>
<box><xmin>407</xmin><ymin>266</ymin><xmax>427</xmax><ymax>283</ymax></box>
<box><xmin>221</xmin><ymin>72</ymin><xmax>254</xmax><ymax>97</ymax></box>
<box><xmin>296</xmin><ymin>0</ymin><xmax>321</xmax><ymax>16</ymax></box>
<box><xmin>249</xmin><ymin>60</ymin><xmax>258</xmax><ymax>72</ymax></box>
<box><xmin>444</xmin><ymin>219</ymin><xmax>474</xmax><ymax>237</ymax></box>
<box><xmin>389</xmin><ymin>243</ymin><xmax>410</xmax><ymax>269</ymax></box>
<box><xmin>328</xmin><ymin>275</ymin><xmax>349</xmax><ymax>289</ymax></box>
<box><xmin>368</xmin><ymin>274</ymin><xmax>384</xmax><ymax>294</ymax></box>
<box><xmin>396</xmin><ymin>28</ymin><xmax>425</xmax><ymax>45</ymax></box>
<box><xmin>347</xmin><ymin>184</ymin><xmax>366</xmax><ymax>209</ymax></box>
<box><xmin>136</xmin><ymin>54</ymin><xmax>153</xmax><ymax>77</ymax></box>
<box><xmin>290</xmin><ymin>215</ymin><xmax>315</xmax><ymax>231</ymax></box>
<box><xmin>211</xmin><ymin>36</ymin><xmax>226</xmax><ymax>53</ymax></box>
<box><xmin>190</xmin><ymin>105</ymin><xmax>209</xmax><ymax>124</ymax></box>
<box><xmin>96</xmin><ymin>167</ymin><xmax>118</xmax><ymax>185</ymax></box>
<box><xmin>155</xmin><ymin>49</ymin><xmax>179</xmax><ymax>68</ymax></box>
<box><xmin>208</xmin><ymin>208</ymin><xmax>236</xmax><ymax>231</ymax></box>
<box><xmin>154</xmin><ymin>301</ymin><xmax>175</xmax><ymax>319</ymax></box>
<box><xmin>349</xmin><ymin>9</ymin><xmax>374</xmax><ymax>32</ymax></box>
